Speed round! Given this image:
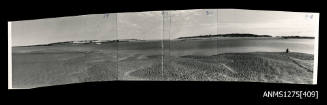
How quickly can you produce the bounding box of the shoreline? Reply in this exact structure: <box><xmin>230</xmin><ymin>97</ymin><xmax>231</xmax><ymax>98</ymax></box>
<box><xmin>12</xmin><ymin>37</ymin><xmax>315</xmax><ymax>48</ymax></box>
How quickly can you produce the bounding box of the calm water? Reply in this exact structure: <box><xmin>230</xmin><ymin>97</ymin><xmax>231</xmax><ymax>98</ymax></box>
<box><xmin>14</xmin><ymin>38</ymin><xmax>315</xmax><ymax>57</ymax></box>
<box><xmin>169</xmin><ymin>38</ymin><xmax>315</xmax><ymax>56</ymax></box>
<box><xmin>218</xmin><ymin>38</ymin><xmax>315</xmax><ymax>54</ymax></box>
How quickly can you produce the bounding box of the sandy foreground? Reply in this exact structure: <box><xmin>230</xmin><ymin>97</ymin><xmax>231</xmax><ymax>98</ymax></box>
<box><xmin>11</xmin><ymin>40</ymin><xmax>314</xmax><ymax>88</ymax></box>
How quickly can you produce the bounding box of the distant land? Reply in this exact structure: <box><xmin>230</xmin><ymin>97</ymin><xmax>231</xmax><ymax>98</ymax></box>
<box><xmin>177</xmin><ymin>33</ymin><xmax>272</xmax><ymax>39</ymax></box>
<box><xmin>277</xmin><ymin>36</ymin><xmax>315</xmax><ymax>39</ymax></box>
<box><xmin>177</xmin><ymin>33</ymin><xmax>315</xmax><ymax>39</ymax></box>
<box><xmin>15</xmin><ymin>39</ymin><xmax>146</xmax><ymax>47</ymax></box>
<box><xmin>35</xmin><ymin>40</ymin><xmax>115</xmax><ymax>46</ymax></box>
<box><xmin>14</xmin><ymin>34</ymin><xmax>315</xmax><ymax>47</ymax></box>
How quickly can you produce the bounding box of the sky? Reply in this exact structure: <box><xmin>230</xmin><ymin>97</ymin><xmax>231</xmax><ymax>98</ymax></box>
<box><xmin>12</xmin><ymin>13</ymin><xmax>117</xmax><ymax>46</ymax></box>
<box><xmin>118</xmin><ymin>11</ymin><xmax>162</xmax><ymax>40</ymax></box>
<box><xmin>11</xmin><ymin>9</ymin><xmax>319</xmax><ymax>46</ymax></box>
<box><xmin>218</xmin><ymin>9</ymin><xmax>319</xmax><ymax>36</ymax></box>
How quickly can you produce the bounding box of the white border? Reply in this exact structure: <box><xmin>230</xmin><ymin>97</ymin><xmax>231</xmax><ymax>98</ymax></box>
<box><xmin>7</xmin><ymin>11</ymin><xmax>320</xmax><ymax>88</ymax></box>
<box><xmin>313</xmin><ymin>13</ymin><xmax>319</xmax><ymax>85</ymax></box>
<box><xmin>8</xmin><ymin>22</ymin><xmax>12</xmax><ymax>89</ymax></box>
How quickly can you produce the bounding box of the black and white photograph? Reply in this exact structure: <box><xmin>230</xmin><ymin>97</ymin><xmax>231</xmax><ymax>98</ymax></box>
<box><xmin>10</xmin><ymin>13</ymin><xmax>119</xmax><ymax>88</ymax></box>
<box><xmin>117</xmin><ymin>11</ymin><xmax>163</xmax><ymax>80</ymax></box>
<box><xmin>8</xmin><ymin>9</ymin><xmax>319</xmax><ymax>89</ymax></box>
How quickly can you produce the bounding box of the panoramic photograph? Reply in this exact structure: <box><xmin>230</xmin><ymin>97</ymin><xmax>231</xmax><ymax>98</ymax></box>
<box><xmin>9</xmin><ymin>9</ymin><xmax>319</xmax><ymax>89</ymax></box>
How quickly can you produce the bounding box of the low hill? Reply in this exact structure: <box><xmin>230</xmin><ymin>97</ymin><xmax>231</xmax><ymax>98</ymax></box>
<box><xmin>278</xmin><ymin>36</ymin><xmax>315</xmax><ymax>39</ymax></box>
<box><xmin>178</xmin><ymin>33</ymin><xmax>272</xmax><ymax>39</ymax></box>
